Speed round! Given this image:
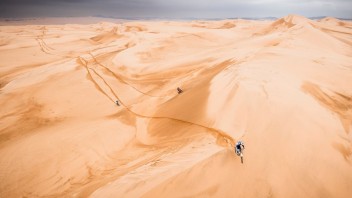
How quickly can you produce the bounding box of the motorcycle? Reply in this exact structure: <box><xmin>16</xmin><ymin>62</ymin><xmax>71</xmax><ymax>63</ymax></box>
<box><xmin>235</xmin><ymin>147</ymin><xmax>244</xmax><ymax>164</ymax></box>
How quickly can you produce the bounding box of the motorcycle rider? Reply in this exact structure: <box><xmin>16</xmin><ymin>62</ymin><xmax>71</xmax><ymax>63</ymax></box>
<box><xmin>235</xmin><ymin>141</ymin><xmax>245</xmax><ymax>156</ymax></box>
<box><xmin>177</xmin><ymin>87</ymin><xmax>183</xmax><ymax>94</ymax></box>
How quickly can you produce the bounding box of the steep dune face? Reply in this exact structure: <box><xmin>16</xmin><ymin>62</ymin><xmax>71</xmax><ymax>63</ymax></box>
<box><xmin>0</xmin><ymin>15</ymin><xmax>352</xmax><ymax>197</ymax></box>
<box><xmin>271</xmin><ymin>14</ymin><xmax>312</xmax><ymax>29</ymax></box>
<box><xmin>90</xmin><ymin>26</ymin><xmax>122</xmax><ymax>43</ymax></box>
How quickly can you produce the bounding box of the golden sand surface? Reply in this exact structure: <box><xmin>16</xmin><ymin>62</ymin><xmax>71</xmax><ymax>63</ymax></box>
<box><xmin>0</xmin><ymin>15</ymin><xmax>352</xmax><ymax>197</ymax></box>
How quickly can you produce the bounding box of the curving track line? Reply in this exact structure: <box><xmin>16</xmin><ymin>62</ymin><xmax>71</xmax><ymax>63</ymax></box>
<box><xmin>88</xmin><ymin>52</ymin><xmax>173</xmax><ymax>98</ymax></box>
<box><xmin>36</xmin><ymin>38</ymin><xmax>53</xmax><ymax>55</ymax></box>
<box><xmin>78</xmin><ymin>56</ymin><xmax>237</xmax><ymax>148</ymax></box>
<box><xmin>78</xmin><ymin>56</ymin><xmax>115</xmax><ymax>103</ymax></box>
<box><xmin>88</xmin><ymin>51</ymin><xmax>238</xmax><ymax>99</ymax></box>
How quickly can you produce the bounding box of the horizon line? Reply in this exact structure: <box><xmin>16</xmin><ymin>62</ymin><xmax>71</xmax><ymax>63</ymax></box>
<box><xmin>1</xmin><ymin>15</ymin><xmax>352</xmax><ymax>21</ymax></box>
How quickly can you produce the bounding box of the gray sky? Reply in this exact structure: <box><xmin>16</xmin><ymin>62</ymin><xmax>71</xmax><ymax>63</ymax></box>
<box><xmin>0</xmin><ymin>0</ymin><xmax>351</xmax><ymax>18</ymax></box>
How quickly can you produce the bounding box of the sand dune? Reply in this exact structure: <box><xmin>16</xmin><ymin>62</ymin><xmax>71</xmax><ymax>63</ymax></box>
<box><xmin>0</xmin><ymin>15</ymin><xmax>352</xmax><ymax>197</ymax></box>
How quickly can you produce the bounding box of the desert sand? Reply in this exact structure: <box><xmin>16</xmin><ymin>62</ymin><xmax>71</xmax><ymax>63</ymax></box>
<box><xmin>0</xmin><ymin>15</ymin><xmax>352</xmax><ymax>197</ymax></box>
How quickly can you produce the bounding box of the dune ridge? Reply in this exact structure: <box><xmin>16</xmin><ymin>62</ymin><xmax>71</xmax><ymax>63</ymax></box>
<box><xmin>0</xmin><ymin>15</ymin><xmax>352</xmax><ymax>197</ymax></box>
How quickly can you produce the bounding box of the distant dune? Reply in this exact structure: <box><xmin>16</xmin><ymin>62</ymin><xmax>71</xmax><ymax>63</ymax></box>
<box><xmin>0</xmin><ymin>15</ymin><xmax>351</xmax><ymax>197</ymax></box>
<box><xmin>0</xmin><ymin>17</ymin><xmax>127</xmax><ymax>26</ymax></box>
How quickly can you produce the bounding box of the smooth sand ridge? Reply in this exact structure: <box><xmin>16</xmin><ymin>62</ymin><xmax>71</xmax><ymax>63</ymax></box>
<box><xmin>0</xmin><ymin>15</ymin><xmax>352</xmax><ymax>197</ymax></box>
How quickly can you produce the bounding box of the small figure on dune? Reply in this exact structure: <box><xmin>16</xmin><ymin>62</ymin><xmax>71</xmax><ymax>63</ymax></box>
<box><xmin>177</xmin><ymin>87</ymin><xmax>183</xmax><ymax>94</ymax></box>
<box><xmin>115</xmin><ymin>100</ymin><xmax>120</xmax><ymax>106</ymax></box>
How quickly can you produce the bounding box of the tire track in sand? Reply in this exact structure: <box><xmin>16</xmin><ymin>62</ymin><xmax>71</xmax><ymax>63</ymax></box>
<box><xmin>77</xmin><ymin>55</ymin><xmax>237</xmax><ymax>148</ymax></box>
<box><xmin>88</xmin><ymin>52</ymin><xmax>172</xmax><ymax>98</ymax></box>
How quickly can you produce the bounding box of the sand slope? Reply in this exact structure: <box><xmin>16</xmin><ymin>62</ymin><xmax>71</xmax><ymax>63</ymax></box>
<box><xmin>0</xmin><ymin>15</ymin><xmax>352</xmax><ymax>197</ymax></box>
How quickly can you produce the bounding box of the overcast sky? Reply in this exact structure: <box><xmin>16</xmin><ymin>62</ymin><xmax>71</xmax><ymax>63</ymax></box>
<box><xmin>0</xmin><ymin>0</ymin><xmax>351</xmax><ymax>18</ymax></box>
